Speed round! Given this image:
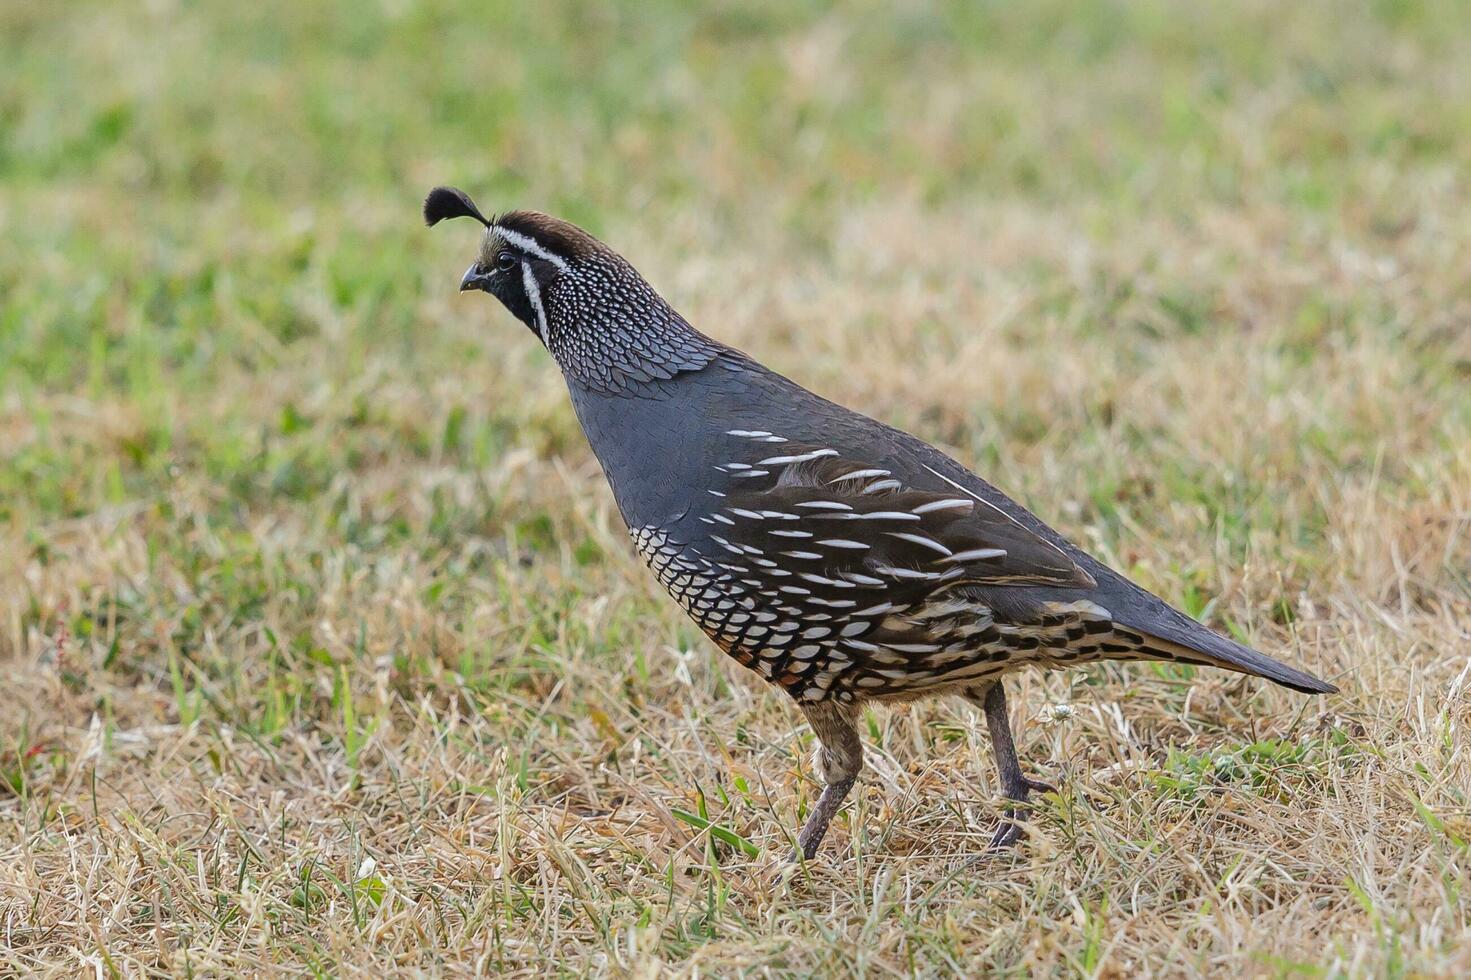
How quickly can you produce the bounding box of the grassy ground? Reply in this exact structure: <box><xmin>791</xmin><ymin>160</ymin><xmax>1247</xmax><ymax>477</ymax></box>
<box><xmin>3</xmin><ymin>0</ymin><xmax>1470</xmax><ymax>975</ymax></box>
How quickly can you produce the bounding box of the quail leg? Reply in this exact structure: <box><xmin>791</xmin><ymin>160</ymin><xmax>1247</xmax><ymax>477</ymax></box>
<box><xmin>967</xmin><ymin>680</ymin><xmax>1054</xmax><ymax>850</ymax></box>
<box><xmin>792</xmin><ymin>701</ymin><xmax>864</xmax><ymax>862</ymax></box>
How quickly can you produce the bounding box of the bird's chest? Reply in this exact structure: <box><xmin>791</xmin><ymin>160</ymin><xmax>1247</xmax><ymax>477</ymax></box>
<box><xmin>565</xmin><ymin>382</ymin><xmax>714</xmax><ymax>531</ymax></box>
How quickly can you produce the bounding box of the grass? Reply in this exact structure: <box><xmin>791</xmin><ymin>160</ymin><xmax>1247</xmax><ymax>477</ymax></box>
<box><xmin>2</xmin><ymin>0</ymin><xmax>1470</xmax><ymax>974</ymax></box>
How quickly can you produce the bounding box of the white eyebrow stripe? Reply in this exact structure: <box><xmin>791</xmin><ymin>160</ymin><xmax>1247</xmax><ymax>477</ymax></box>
<box><xmin>521</xmin><ymin>260</ymin><xmax>548</xmax><ymax>334</ymax></box>
<box><xmin>494</xmin><ymin>226</ymin><xmax>570</xmax><ymax>271</ymax></box>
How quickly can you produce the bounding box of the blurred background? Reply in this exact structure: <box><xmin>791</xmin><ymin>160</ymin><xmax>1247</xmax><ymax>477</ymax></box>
<box><xmin>2</xmin><ymin>0</ymin><xmax>1469</xmax><ymax>974</ymax></box>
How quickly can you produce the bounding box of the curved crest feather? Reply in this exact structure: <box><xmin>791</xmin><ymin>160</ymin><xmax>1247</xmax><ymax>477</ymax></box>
<box><xmin>423</xmin><ymin>186</ymin><xmax>489</xmax><ymax>227</ymax></box>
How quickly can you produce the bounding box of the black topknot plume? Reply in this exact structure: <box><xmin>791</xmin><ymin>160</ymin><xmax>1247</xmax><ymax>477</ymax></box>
<box><xmin>423</xmin><ymin>186</ymin><xmax>489</xmax><ymax>227</ymax></box>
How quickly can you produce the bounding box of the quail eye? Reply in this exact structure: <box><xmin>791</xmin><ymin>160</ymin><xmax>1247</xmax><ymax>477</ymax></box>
<box><xmin>495</xmin><ymin>251</ymin><xmax>518</xmax><ymax>271</ymax></box>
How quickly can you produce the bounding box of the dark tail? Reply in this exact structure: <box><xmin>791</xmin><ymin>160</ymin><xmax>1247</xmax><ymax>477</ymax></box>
<box><xmin>1140</xmin><ymin>624</ymin><xmax>1338</xmax><ymax>694</ymax></box>
<box><xmin>1095</xmin><ymin>569</ymin><xmax>1338</xmax><ymax>695</ymax></box>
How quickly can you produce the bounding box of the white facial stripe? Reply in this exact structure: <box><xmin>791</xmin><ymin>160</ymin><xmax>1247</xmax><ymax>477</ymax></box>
<box><xmin>521</xmin><ymin>259</ymin><xmax>548</xmax><ymax>335</ymax></box>
<box><xmin>495</xmin><ymin>227</ymin><xmax>569</xmax><ymax>271</ymax></box>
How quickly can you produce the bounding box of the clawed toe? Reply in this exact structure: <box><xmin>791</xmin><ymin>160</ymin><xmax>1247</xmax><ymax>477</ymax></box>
<box><xmin>1022</xmin><ymin>775</ymin><xmax>1056</xmax><ymax>795</ymax></box>
<box><xmin>986</xmin><ymin>777</ymin><xmax>1054</xmax><ymax>852</ymax></box>
<box><xmin>986</xmin><ymin>812</ymin><xmax>1028</xmax><ymax>851</ymax></box>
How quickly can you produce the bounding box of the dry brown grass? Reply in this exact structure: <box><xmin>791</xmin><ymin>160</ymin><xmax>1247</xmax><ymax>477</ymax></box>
<box><xmin>4</xmin><ymin>0</ymin><xmax>1471</xmax><ymax>975</ymax></box>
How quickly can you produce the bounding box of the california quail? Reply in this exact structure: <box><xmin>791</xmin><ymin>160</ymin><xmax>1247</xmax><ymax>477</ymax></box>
<box><xmin>424</xmin><ymin>187</ymin><xmax>1338</xmax><ymax>860</ymax></box>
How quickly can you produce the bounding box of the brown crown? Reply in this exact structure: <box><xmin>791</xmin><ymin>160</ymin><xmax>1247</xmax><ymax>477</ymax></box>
<box><xmin>494</xmin><ymin>210</ymin><xmax>607</xmax><ymax>262</ymax></box>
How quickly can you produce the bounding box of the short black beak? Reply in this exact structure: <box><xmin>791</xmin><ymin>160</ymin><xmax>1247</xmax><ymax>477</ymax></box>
<box><xmin>459</xmin><ymin>263</ymin><xmax>490</xmax><ymax>293</ymax></box>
